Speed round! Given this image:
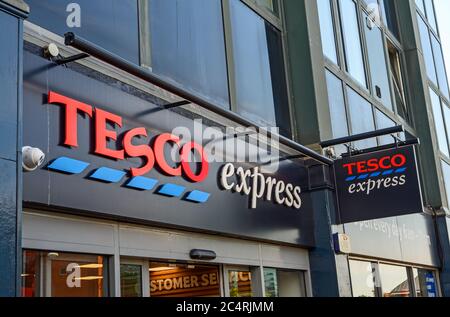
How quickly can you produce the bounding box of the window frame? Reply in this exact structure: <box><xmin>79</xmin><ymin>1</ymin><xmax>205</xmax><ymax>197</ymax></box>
<box><xmin>222</xmin><ymin>0</ymin><xmax>294</xmax><ymax>136</ymax></box>
<box><xmin>348</xmin><ymin>256</ymin><xmax>442</xmax><ymax>297</ymax></box>
<box><xmin>321</xmin><ymin>0</ymin><xmax>416</xmax><ymax>153</ymax></box>
<box><xmin>139</xmin><ymin>0</ymin><xmax>294</xmax><ymax>138</ymax></box>
<box><xmin>414</xmin><ymin>0</ymin><xmax>450</xmax><ymax>206</ymax></box>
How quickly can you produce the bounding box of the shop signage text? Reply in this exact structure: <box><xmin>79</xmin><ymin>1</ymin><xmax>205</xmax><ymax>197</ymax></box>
<box><xmin>335</xmin><ymin>146</ymin><xmax>423</xmax><ymax>224</ymax></box>
<box><xmin>219</xmin><ymin>163</ymin><xmax>302</xmax><ymax>209</ymax></box>
<box><xmin>343</xmin><ymin>153</ymin><xmax>407</xmax><ymax>196</ymax></box>
<box><xmin>150</xmin><ymin>272</ymin><xmax>219</xmax><ymax>293</ymax></box>
<box><xmin>48</xmin><ymin>91</ymin><xmax>209</xmax><ymax>182</ymax></box>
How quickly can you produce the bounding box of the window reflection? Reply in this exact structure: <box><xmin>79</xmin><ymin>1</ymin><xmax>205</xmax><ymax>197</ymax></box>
<box><xmin>375</xmin><ymin>110</ymin><xmax>396</xmax><ymax>146</ymax></box>
<box><xmin>22</xmin><ymin>250</ymin><xmax>107</xmax><ymax>297</ymax></box>
<box><xmin>424</xmin><ymin>0</ymin><xmax>438</xmax><ymax>33</ymax></box>
<box><xmin>346</xmin><ymin>87</ymin><xmax>377</xmax><ymax>150</ymax></box>
<box><xmin>229</xmin><ymin>0</ymin><xmax>291</xmax><ymax>136</ymax></box>
<box><xmin>318</xmin><ymin>0</ymin><xmax>338</xmax><ymax>64</ymax></box>
<box><xmin>26</xmin><ymin>0</ymin><xmax>139</xmax><ymax>63</ymax></box>
<box><xmin>339</xmin><ymin>0</ymin><xmax>367</xmax><ymax>88</ymax></box>
<box><xmin>228</xmin><ymin>271</ymin><xmax>253</xmax><ymax>297</ymax></box>
<box><xmin>120</xmin><ymin>264</ymin><xmax>142</xmax><ymax>297</ymax></box>
<box><xmin>431</xmin><ymin>35</ymin><xmax>450</xmax><ymax>100</ymax></box>
<box><xmin>150</xmin><ymin>0</ymin><xmax>230</xmax><ymax>109</ymax></box>
<box><xmin>149</xmin><ymin>262</ymin><xmax>221</xmax><ymax>297</ymax></box>
<box><xmin>413</xmin><ymin>269</ymin><xmax>438</xmax><ymax>297</ymax></box>
<box><xmin>430</xmin><ymin>87</ymin><xmax>449</xmax><ymax>156</ymax></box>
<box><xmin>349</xmin><ymin>260</ymin><xmax>376</xmax><ymax>297</ymax></box>
<box><xmin>418</xmin><ymin>14</ymin><xmax>438</xmax><ymax>85</ymax></box>
<box><xmin>263</xmin><ymin>268</ymin><xmax>306</xmax><ymax>297</ymax></box>
<box><xmin>325</xmin><ymin>70</ymin><xmax>348</xmax><ymax>155</ymax></box>
<box><xmin>378</xmin><ymin>264</ymin><xmax>411</xmax><ymax>297</ymax></box>
<box><xmin>364</xmin><ymin>13</ymin><xmax>393</xmax><ymax>111</ymax></box>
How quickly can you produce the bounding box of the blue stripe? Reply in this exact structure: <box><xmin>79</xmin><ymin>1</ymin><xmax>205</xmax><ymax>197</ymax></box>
<box><xmin>395</xmin><ymin>167</ymin><xmax>407</xmax><ymax>173</ymax></box>
<box><xmin>346</xmin><ymin>176</ymin><xmax>357</xmax><ymax>182</ymax></box>
<box><xmin>358</xmin><ymin>174</ymin><xmax>369</xmax><ymax>180</ymax></box>
<box><xmin>382</xmin><ymin>169</ymin><xmax>394</xmax><ymax>176</ymax></box>
<box><xmin>185</xmin><ymin>190</ymin><xmax>210</xmax><ymax>203</ymax></box>
<box><xmin>48</xmin><ymin>157</ymin><xmax>89</xmax><ymax>174</ymax></box>
<box><xmin>158</xmin><ymin>184</ymin><xmax>185</xmax><ymax>197</ymax></box>
<box><xmin>89</xmin><ymin>167</ymin><xmax>126</xmax><ymax>183</ymax></box>
<box><xmin>370</xmin><ymin>172</ymin><xmax>381</xmax><ymax>177</ymax></box>
<box><xmin>125</xmin><ymin>177</ymin><xmax>158</xmax><ymax>191</ymax></box>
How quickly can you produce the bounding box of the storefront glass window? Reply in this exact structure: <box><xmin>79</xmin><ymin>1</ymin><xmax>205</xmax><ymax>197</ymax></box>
<box><xmin>349</xmin><ymin>260</ymin><xmax>377</xmax><ymax>297</ymax></box>
<box><xmin>149</xmin><ymin>262</ymin><xmax>221</xmax><ymax>297</ymax></box>
<box><xmin>26</xmin><ymin>0</ymin><xmax>139</xmax><ymax>64</ymax></box>
<box><xmin>318</xmin><ymin>0</ymin><xmax>338</xmax><ymax>64</ymax></box>
<box><xmin>263</xmin><ymin>268</ymin><xmax>307</xmax><ymax>297</ymax></box>
<box><xmin>378</xmin><ymin>264</ymin><xmax>411</xmax><ymax>297</ymax></box>
<box><xmin>22</xmin><ymin>250</ymin><xmax>40</xmax><ymax>297</ymax></box>
<box><xmin>339</xmin><ymin>0</ymin><xmax>367</xmax><ymax>88</ymax></box>
<box><xmin>22</xmin><ymin>250</ymin><xmax>108</xmax><ymax>297</ymax></box>
<box><xmin>120</xmin><ymin>264</ymin><xmax>142</xmax><ymax>297</ymax></box>
<box><xmin>413</xmin><ymin>269</ymin><xmax>438</xmax><ymax>297</ymax></box>
<box><xmin>228</xmin><ymin>270</ymin><xmax>253</xmax><ymax>297</ymax></box>
<box><xmin>150</xmin><ymin>0</ymin><xmax>230</xmax><ymax>110</ymax></box>
<box><xmin>229</xmin><ymin>0</ymin><xmax>291</xmax><ymax>136</ymax></box>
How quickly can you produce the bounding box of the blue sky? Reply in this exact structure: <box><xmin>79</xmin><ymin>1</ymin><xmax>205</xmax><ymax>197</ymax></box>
<box><xmin>435</xmin><ymin>0</ymin><xmax>450</xmax><ymax>78</ymax></box>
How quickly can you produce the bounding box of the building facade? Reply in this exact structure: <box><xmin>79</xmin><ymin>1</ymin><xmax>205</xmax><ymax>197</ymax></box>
<box><xmin>0</xmin><ymin>0</ymin><xmax>449</xmax><ymax>297</ymax></box>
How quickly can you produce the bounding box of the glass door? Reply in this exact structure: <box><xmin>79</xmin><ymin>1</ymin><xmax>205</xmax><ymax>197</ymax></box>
<box><xmin>223</xmin><ymin>266</ymin><xmax>258</xmax><ymax>297</ymax></box>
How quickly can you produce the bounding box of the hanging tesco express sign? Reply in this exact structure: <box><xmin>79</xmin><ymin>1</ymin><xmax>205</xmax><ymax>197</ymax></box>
<box><xmin>335</xmin><ymin>146</ymin><xmax>423</xmax><ymax>224</ymax></box>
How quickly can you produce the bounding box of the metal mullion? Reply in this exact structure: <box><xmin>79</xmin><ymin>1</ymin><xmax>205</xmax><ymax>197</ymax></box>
<box><xmin>406</xmin><ymin>266</ymin><xmax>417</xmax><ymax>297</ymax></box>
<box><xmin>138</xmin><ymin>0</ymin><xmax>151</xmax><ymax>69</ymax></box>
<box><xmin>341</xmin><ymin>73</ymin><xmax>353</xmax><ymax>140</ymax></box>
<box><xmin>440</xmin><ymin>153</ymin><xmax>450</xmax><ymax>167</ymax></box>
<box><xmin>426</xmin><ymin>0</ymin><xmax>440</xmax><ymax>40</ymax></box>
<box><xmin>357</xmin><ymin>0</ymin><xmax>372</xmax><ymax>95</ymax></box>
<box><xmin>381</xmin><ymin>34</ymin><xmax>400</xmax><ymax>118</ymax></box>
<box><xmin>222</xmin><ymin>0</ymin><xmax>238</xmax><ymax>113</ymax></box>
<box><xmin>333</xmin><ymin>0</ymin><xmax>348</xmax><ymax>72</ymax></box>
<box><xmin>279</xmin><ymin>0</ymin><xmax>296</xmax><ymax>140</ymax></box>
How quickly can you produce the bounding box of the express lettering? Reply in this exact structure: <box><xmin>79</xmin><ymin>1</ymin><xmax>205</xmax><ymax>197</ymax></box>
<box><xmin>220</xmin><ymin>163</ymin><xmax>302</xmax><ymax>210</ymax></box>
<box><xmin>48</xmin><ymin>91</ymin><xmax>208</xmax><ymax>182</ymax></box>
<box><xmin>342</xmin><ymin>154</ymin><xmax>406</xmax><ymax>176</ymax></box>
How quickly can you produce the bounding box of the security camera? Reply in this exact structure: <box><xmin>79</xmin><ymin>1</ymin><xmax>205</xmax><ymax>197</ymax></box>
<box><xmin>44</xmin><ymin>43</ymin><xmax>60</xmax><ymax>59</ymax></box>
<box><xmin>22</xmin><ymin>146</ymin><xmax>46</xmax><ymax>172</ymax></box>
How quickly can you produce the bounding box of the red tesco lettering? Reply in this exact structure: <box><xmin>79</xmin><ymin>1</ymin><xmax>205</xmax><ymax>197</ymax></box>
<box><xmin>343</xmin><ymin>154</ymin><xmax>406</xmax><ymax>176</ymax></box>
<box><xmin>48</xmin><ymin>91</ymin><xmax>208</xmax><ymax>183</ymax></box>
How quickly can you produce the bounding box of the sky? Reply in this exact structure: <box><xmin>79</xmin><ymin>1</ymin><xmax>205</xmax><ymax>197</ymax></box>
<box><xmin>435</xmin><ymin>0</ymin><xmax>450</xmax><ymax>79</ymax></box>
